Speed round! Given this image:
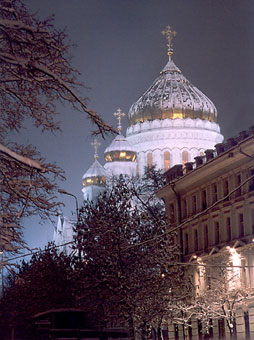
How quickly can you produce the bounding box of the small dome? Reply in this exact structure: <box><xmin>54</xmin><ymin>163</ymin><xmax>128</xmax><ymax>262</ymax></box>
<box><xmin>104</xmin><ymin>134</ymin><xmax>137</xmax><ymax>162</ymax></box>
<box><xmin>82</xmin><ymin>159</ymin><xmax>106</xmax><ymax>187</ymax></box>
<box><xmin>128</xmin><ymin>57</ymin><xmax>217</xmax><ymax>126</ymax></box>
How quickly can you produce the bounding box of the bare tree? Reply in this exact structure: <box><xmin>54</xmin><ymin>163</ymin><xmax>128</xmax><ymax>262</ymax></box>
<box><xmin>0</xmin><ymin>0</ymin><xmax>115</xmax><ymax>257</ymax></box>
<box><xmin>194</xmin><ymin>249</ymin><xmax>254</xmax><ymax>337</ymax></box>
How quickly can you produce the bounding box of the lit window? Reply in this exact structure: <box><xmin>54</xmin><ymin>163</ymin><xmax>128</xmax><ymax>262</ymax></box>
<box><xmin>172</xmin><ymin>112</ymin><xmax>183</xmax><ymax>119</ymax></box>
<box><xmin>164</xmin><ymin>151</ymin><xmax>170</xmax><ymax>171</ymax></box>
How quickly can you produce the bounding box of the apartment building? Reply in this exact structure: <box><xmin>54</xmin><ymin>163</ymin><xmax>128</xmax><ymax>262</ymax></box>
<box><xmin>157</xmin><ymin>127</ymin><xmax>254</xmax><ymax>339</ymax></box>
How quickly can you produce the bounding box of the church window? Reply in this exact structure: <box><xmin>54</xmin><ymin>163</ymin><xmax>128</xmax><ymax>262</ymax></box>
<box><xmin>164</xmin><ymin>151</ymin><xmax>170</xmax><ymax>171</ymax></box>
<box><xmin>182</xmin><ymin>151</ymin><xmax>188</xmax><ymax>165</ymax></box>
<box><xmin>136</xmin><ymin>163</ymin><xmax>139</xmax><ymax>177</ymax></box>
<box><xmin>147</xmin><ymin>153</ymin><xmax>153</xmax><ymax>169</ymax></box>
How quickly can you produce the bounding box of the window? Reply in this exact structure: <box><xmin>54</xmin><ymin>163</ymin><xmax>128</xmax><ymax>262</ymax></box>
<box><xmin>235</xmin><ymin>174</ymin><xmax>241</xmax><ymax>197</ymax></box>
<box><xmin>204</xmin><ymin>225</ymin><xmax>208</xmax><ymax>250</ymax></box>
<box><xmin>226</xmin><ymin>217</ymin><xmax>231</xmax><ymax>241</ymax></box>
<box><xmin>218</xmin><ymin>319</ymin><xmax>225</xmax><ymax>339</ymax></box>
<box><xmin>202</xmin><ymin>189</ymin><xmax>207</xmax><ymax>210</ymax></box>
<box><xmin>164</xmin><ymin>151</ymin><xmax>170</xmax><ymax>171</ymax></box>
<box><xmin>214</xmin><ymin>222</ymin><xmax>220</xmax><ymax>244</ymax></box>
<box><xmin>223</xmin><ymin>179</ymin><xmax>229</xmax><ymax>200</ymax></box>
<box><xmin>212</xmin><ymin>183</ymin><xmax>218</xmax><ymax>203</ymax></box>
<box><xmin>182</xmin><ymin>151</ymin><xmax>188</xmax><ymax>166</ymax></box>
<box><xmin>244</xmin><ymin>311</ymin><xmax>250</xmax><ymax>338</ymax></box>
<box><xmin>169</xmin><ymin>203</ymin><xmax>175</xmax><ymax>223</ymax></box>
<box><xmin>249</xmin><ymin>169</ymin><xmax>254</xmax><ymax>192</ymax></box>
<box><xmin>182</xmin><ymin>199</ymin><xmax>187</xmax><ymax>219</ymax></box>
<box><xmin>252</xmin><ymin>210</ymin><xmax>254</xmax><ymax>234</ymax></box>
<box><xmin>239</xmin><ymin>213</ymin><xmax>244</xmax><ymax>237</ymax></box>
<box><xmin>192</xmin><ymin>195</ymin><xmax>197</xmax><ymax>214</ymax></box>
<box><xmin>194</xmin><ymin>229</ymin><xmax>198</xmax><ymax>251</ymax></box>
<box><xmin>147</xmin><ymin>153</ymin><xmax>153</xmax><ymax>169</ymax></box>
<box><xmin>241</xmin><ymin>259</ymin><xmax>247</xmax><ymax>288</ymax></box>
<box><xmin>184</xmin><ymin>232</ymin><xmax>189</xmax><ymax>255</ymax></box>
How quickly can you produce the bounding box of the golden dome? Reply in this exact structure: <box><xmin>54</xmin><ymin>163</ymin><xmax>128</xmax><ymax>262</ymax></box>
<box><xmin>128</xmin><ymin>57</ymin><xmax>217</xmax><ymax>126</ymax></box>
<box><xmin>104</xmin><ymin>134</ymin><xmax>137</xmax><ymax>163</ymax></box>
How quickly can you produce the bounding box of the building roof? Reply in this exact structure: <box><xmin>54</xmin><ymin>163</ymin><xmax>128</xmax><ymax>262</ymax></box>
<box><xmin>128</xmin><ymin>56</ymin><xmax>217</xmax><ymax>126</ymax></box>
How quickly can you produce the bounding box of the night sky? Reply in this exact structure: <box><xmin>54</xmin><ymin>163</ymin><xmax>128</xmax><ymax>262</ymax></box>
<box><xmin>12</xmin><ymin>0</ymin><xmax>254</xmax><ymax>251</ymax></box>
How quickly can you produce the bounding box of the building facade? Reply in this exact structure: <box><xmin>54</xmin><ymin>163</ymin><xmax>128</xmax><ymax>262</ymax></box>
<box><xmin>157</xmin><ymin>128</ymin><xmax>254</xmax><ymax>339</ymax></box>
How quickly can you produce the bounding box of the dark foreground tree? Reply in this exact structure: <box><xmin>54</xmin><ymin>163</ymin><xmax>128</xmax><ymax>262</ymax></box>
<box><xmin>72</xmin><ymin>175</ymin><xmax>183</xmax><ymax>340</ymax></box>
<box><xmin>0</xmin><ymin>0</ymin><xmax>115</xmax><ymax>256</ymax></box>
<box><xmin>0</xmin><ymin>243</ymin><xmax>74</xmax><ymax>339</ymax></box>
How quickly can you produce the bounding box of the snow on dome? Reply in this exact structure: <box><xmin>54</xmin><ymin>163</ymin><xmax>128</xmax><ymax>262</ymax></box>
<box><xmin>104</xmin><ymin>134</ymin><xmax>137</xmax><ymax>163</ymax></box>
<box><xmin>82</xmin><ymin>159</ymin><xmax>106</xmax><ymax>187</ymax></box>
<box><xmin>128</xmin><ymin>56</ymin><xmax>217</xmax><ymax>126</ymax></box>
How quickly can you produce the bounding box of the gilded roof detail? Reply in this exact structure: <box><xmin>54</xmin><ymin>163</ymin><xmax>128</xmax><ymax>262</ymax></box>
<box><xmin>128</xmin><ymin>57</ymin><xmax>217</xmax><ymax>126</ymax></box>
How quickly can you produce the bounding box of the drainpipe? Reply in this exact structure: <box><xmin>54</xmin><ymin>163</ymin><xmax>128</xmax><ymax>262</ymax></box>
<box><xmin>171</xmin><ymin>184</ymin><xmax>183</xmax><ymax>262</ymax></box>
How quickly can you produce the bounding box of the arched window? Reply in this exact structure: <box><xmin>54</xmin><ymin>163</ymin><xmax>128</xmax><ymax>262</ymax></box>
<box><xmin>136</xmin><ymin>163</ymin><xmax>139</xmax><ymax>177</ymax></box>
<box><xmin>182</xmin><ymin>151</ymin><xmax>188</xmax><ymax>165</ymax></box>
<box><xmin>164</xmin><ymin>151</ymin><xmax>170</xmax><ymax>171</ymax></box>
<box><xmin>147</xmin><ymin>152</ymin><xmax>153</xmax><ymax>169</ymax></box>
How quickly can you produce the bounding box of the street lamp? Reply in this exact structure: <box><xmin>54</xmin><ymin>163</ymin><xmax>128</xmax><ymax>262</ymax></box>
<box><xmin>58</xmin><ymin>189</ymin><xmax>79</xmax><ymax>219</ymax></box>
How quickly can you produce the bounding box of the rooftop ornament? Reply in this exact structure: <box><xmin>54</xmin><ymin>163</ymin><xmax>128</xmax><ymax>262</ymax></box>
<box><xmin>162</xmin><ymin>25</ymin><xmax>177</xmax><ymax>56</ymax></box>
<box><xmin>113</xmin><ymin>108</ymin><xmax>125</xmax><ymax>133</ymax></box>
<box><xmin>91</xmin><ymin>138</ymin><xmax>101</xmax><ymax>160</ymax></box>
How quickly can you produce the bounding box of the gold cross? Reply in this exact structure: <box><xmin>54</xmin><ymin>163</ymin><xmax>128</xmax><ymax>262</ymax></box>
<box><xmin>91</xmin><ymin>138</ymin><xmax>101</xmax><ymax>159</ymax></box>
<box><xmin>162</xmin><ymin>25</ymin><xmax>177</xmax><ymax>56</ymax></box>
<box><xmin>113</xmin><ymin>108</ymin><xmax>125</xmax><ymax>133</ymax></box>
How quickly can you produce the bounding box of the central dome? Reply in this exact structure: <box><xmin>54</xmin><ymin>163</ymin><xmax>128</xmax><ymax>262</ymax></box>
<box><xmin>128</xmin><ymin>56</ymin><xmax>217</xmax><ymax>126</ymax></box>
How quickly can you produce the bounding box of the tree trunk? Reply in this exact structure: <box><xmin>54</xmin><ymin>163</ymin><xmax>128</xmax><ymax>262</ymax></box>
<box><xmin>11</xmin><ymin>326</ymin><xmax>14</xmax><ymax>340</ymax></box>
<box><xmin>128</xmin><ymin>316</ymin><xmax>136</xmax><ymax>340</ymax></box>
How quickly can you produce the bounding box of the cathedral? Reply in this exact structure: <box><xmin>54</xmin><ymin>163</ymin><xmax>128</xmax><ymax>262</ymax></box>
<box><xmin>53</xmin><ymin>26</ymin><xmax>224</xmax><ymax>250</ymax></box>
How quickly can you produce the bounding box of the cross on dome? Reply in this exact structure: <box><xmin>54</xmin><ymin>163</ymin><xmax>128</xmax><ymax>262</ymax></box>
<box><xmin>91</xmin><ymin>138</ymin><xmax>101</xmax><ymax>159</ymax></box>
<box><xmin>114</xmin><ymin>108</ymin><xmax>125</xmax><ymax>133</ymax></box>
<box><xmin>162</xmin><ymin>25</ymin><xmax>177</xmax><ymax>56</ymax></box>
